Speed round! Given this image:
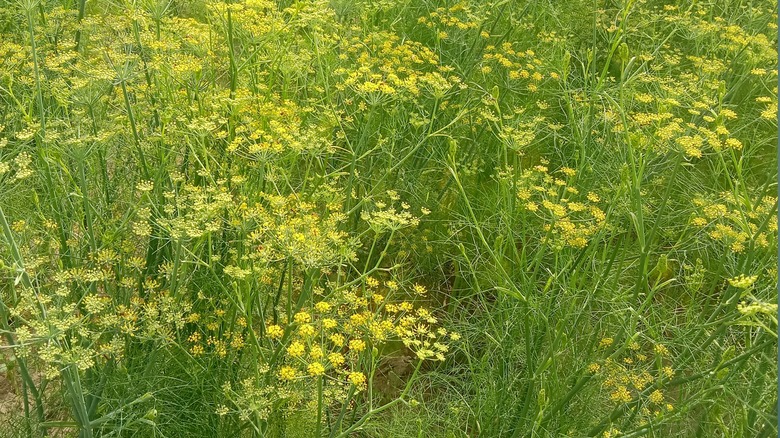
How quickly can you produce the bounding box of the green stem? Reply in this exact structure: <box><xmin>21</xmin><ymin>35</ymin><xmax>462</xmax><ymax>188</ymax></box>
<box><xmin>119</xmin><ymin>79</ymin><xmax>150</xmax><ymax>179</ymax></box>
<box><xmin>447</xmin><ymin>155</ymin><xmax>525</xmax><ymax>302</ymax></box>
<box><xmin>334</xmin><ymin>360</ymin><xmax>424</xmax><ymax>438</ymax></box>
<box><xmin>74</xmin><ymin>0</ymin><xmax>87</xmax><ymax>51</ymax></box>
<box><xmin>25</xmin><ymin>4</ymin><xmax>45</xmax><ymax>136</ymax></box>
<box><xmin>316</xmin><ymin>377</ymin><xmax>323</xmax><ymax>437</ymax></box>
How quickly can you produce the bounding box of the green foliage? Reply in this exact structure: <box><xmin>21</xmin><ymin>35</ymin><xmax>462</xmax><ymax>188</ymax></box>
<box><xmin>0</xmin><ymin>0</ymin><xmax>776</xmax><ymax>437</ymax></box>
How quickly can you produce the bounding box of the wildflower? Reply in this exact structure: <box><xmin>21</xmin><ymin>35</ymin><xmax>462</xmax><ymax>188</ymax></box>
<box><xmin>13</xmin><ymin>152</ymin><xmax>33</xmax><ymax>180</ymax></box>
<box><xmin>328</xmin><ymin>352</ymin><xmax>345</xmax><ymax>367</ymax></box>
<box><xmin>349</xmin><ymin>339</ymin><xmax>366</xmax><ymax>353</ymax></box>
<box><xmin>279</xmin><ymin>366</ymin><xmax>297</xmax><ymax>381</ymax></box>
<box><xmin>315</xmin><ymin>301</ymin><xmax>331</xmax><ymax>312</ymax></box>
<box><xmin>294</xmin><ymin>312</ymin><xmax>311</xmax><ymax>324</ymax></box>
<box><xmin>230</xmin><ymin>333</ymin><xmax>245</xmax><ymax>350</ymax></box>
<box><xmin>610</xmin><ymin>386</ymin><xmax>632</xmax><ymax>403</ymax></box>
<box><xmin>677</xmin><ymin>135</ymin><xmax>704</xmax><ymax>158</ymax></box>
<box><xmin>737</xmin><ymin>300</ymin><xmax>778</xmax><ymax>317</ymax></box>
<box><xmin>348</xmin><ymin>372</ymin><xmax>366</xmax><ymax>389</ymax></box>
<box><xmin>266</xmin><ymin>325</ymin><xmax>284</xmax><ymax>339</ymax></box>
<box><xmin>136</xmin><ymin>180</ymin><xmax>154</xmax><ymax>192</ymax></box>
<box><xmin>287</xmin><ymin>341</ymin><xmax>305</xmax><ymax>358</ymax></box>
<box><xmin>330</xmin><ymin>333</ymin><xmax>345</xmax><ymax>347</ymax></box>
<box><xmin>728</xmin><ymin>274</ymin><xmax>757</xmax><ymax>289</ymax></box>
<box><xmin>307</xmin><ymin>362</ymin><xmax>325</xmax><ymax>376</ymax></box>
<box><xmin>298</xmin><ymin>324</ymin><xmax>315</xmax><ymax>337</ymax></box>
<box><xmin>654</xmin><ymin>344</ymin><xmax>669</xmax><ymax>356</ymax></box>
<box><xmin>560</xmin><ymin>167</ymin><xmax>576</xmax><ymax>177</ymax></box>
<box><xmin>724</xmin><ymin>138</ymin><xmax>742</xmax><ymax>150</ymax></box>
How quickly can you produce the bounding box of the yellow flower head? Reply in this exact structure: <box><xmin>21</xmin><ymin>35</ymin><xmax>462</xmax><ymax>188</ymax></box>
<box><xmin>330</xmin><ymin>333</ymin><xmax>345</xmax><ymax>347</ymax></box>
<box><xmin>279</xmin><ymin>366</ymin><xmax>297</xmax><ymax>381</ymax></box>
<box><xmin>298</xmin><ymin>323</ymin><xmax>315</xmax><ymax>338</ymax></box>
<box><xmin>315</xmin><ymin>301</ymin><xmax>332</xmax><ymax>313</ymax></box>
<box><xmin>307</xmin><ymin>362</ymin><xmax>325</xmax><ymax>376</ymax></box>
<box><xmin>287</xmin><ymin>341</ymin><xmax>305</xmax><ymax>358</ymax></box>
<box><xmin>266</xmin><ymin>324</ymin><xmax>284</xmax><ymax>339</ymax></box>
<box><xmin>328</xmin><ymin>352</ymin><xmax>345</xmax><ymax>367</ymax></box>
<box><xmin>294</xmin><ymin>312</ymin><xmax>311</xmax><ymax>324</ymax></box>
<box><xmin>348</xmin><ymin>372</ymin><xmax>366</xmax><ymax>388</ymax></box>
<box><xmin>349</xmin><ymin>339</ymin><xmax>366</xmax><ymax>353</ymax></box>
<box><xmin>728</xmin><ymin>274</ymin><xmax>757</xmax><ymax>289</ymax></box>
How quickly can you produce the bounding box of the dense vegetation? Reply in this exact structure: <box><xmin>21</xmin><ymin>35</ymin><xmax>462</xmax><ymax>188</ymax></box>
<box><xmin>0</xmin><ymin>0</ymin><xmax>777</xmax><ymax>436</ymax></box>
